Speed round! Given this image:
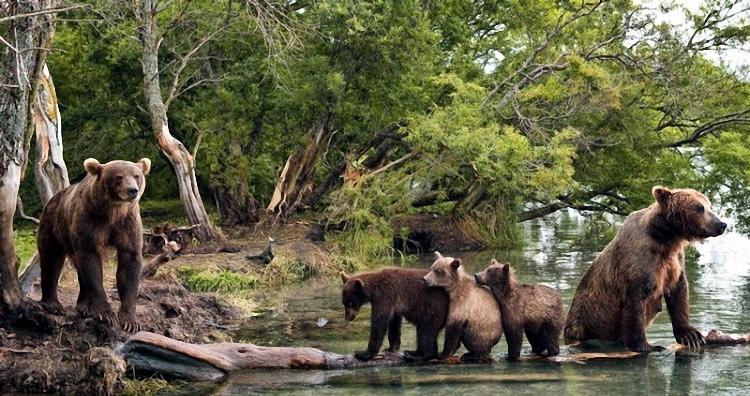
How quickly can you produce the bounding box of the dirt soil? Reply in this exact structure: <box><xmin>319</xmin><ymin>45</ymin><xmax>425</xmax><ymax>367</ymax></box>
<box><xmin>0</xmin><ymin>220</ymin><xmax>333</xmax><ymax>395</ymax></box>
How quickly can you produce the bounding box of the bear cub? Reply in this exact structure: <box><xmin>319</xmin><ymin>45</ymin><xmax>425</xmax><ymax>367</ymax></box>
<box><xmin>423</xmin><ymin>252</ymin><xmax>502</xmax><ymax>361</ymax></box>
<box><xmin>38</xmin><ymin>158</ymin><xmax>151</xmax><ymax>332</ymax></box>
<box><xmin>341</xmin><ymin>267</ymin><xmax>448</xmax><ymax>361</ymax></box>
<box><xmin>475</xmin><ymin>260</ymin><xmax>563</xmax><ymax>360</ymax></box>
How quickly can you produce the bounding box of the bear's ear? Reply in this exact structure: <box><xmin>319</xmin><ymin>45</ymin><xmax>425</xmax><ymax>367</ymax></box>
<box><xmin>434</xmin><ymin>251</ymin><xmax>443</xmax><ymax>259</ymax></box>
<box><xmin>652</xmin><ymin>185</ymin><xmax>672</xmax><ymax>205</ymax></box>
<box><xmin>137</xmin><ymin>158</ymin><xmax>151</xmax><ymax>175</ymax></box>
<box><xmin>491</xmin><ymin>259</ymin><xmax>500</xmax><ymax>266</ymax></box>
<box><xmin>502</xmin><ymin>264</ymin><xmax>511</xmax><ymax>276</ymax></box>
<box><xmin>353</xmin><ymin>279</ymin><xmax>365</xmax><ymax>292</ymax></box>
<box><xmin>449</xmin><ymin>258</ymin><xmax>461</xmax><ymax>271</ymax></box>
<box><xmin>83</xmin><ymin>158</ymin><xmax>102</xmax><ymax>176</ymax></box>
<box><xmin>340</xmin><ymin>271</ymin><xmax>351</xmax><ymax>284</ymax></box>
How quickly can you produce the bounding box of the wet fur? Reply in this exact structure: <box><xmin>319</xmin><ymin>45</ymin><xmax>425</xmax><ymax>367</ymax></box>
<box><xmin>424</xmin><ymin>255</ymin><xmax>502</xmax><ymax>360</ymax></box>
<box><xmin>475</xmin><ymin>261</ymin><xmax>563</xmax><ymax>360</ymax></box>
<box><xmin>38</xmin><ymin>159</ymin><xmax>150</xmax><ymax>332</ymax></box>
<box><xmin>341</xmin><ymin>267</ymin><xmax>449</xmax><ymax>361</ymax></box>
<box><xmin>564</xmin><ymin>187</ymin><xmax>726</xmax><ymax>352</ymax></box>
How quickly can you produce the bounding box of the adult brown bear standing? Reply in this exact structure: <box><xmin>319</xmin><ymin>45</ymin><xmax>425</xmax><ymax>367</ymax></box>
<box><xmin>38</xmin><ymin>158</ymin><xmax>151</xmax><ymax>332</ymax></box>
<box><xmin>564</xmin><ymin>186</ymin><xmax>727</xmax><ymax>353</ymax></box>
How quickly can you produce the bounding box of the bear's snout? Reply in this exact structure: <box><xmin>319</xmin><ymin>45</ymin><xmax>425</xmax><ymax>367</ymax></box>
<box><xmin>127</xmin><ymin>187</ymin><xmax>139</xmax><ymax>199</ymax></box>
<box><xmin>716</xmin><ymin>221</ymin><xmax>728</xmax><ymax>235</ymax></box>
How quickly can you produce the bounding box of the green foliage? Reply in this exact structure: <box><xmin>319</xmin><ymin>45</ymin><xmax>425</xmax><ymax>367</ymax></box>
<box><xmin>13</xmin><ymin>228</ymin><xmax>37</xmax><ymax>270</ymax></box>
<box><xmin>32</xmin><ymin>0</ymin><xmax>750</xmax><ymax>242</ymax></box>
<box><xmin>179</xmin><ymin>267</ymin><xmax>258</xmax><ymax>293</ymax></box>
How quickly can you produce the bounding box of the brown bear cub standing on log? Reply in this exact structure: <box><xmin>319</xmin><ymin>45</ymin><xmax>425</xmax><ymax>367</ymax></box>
<box><xmin>340</xmin><ymin>267</ymin><xmax>449</xmax><ymax>361</ymax></box>
<box><xmin>564</xmin><ymin>186</ymin><xmax>727</xmax><ymax>353</ymax></box>
<box><xmin>423</xmin><ymin>252</ymin><xmax>502</xmax><ymax>361</ymax></box>
<box><xmin>38</xmin><ymin>158</ymin><xmax>151</xmax><ymax>332</ymax></box>
<box><xmin>475</xmin><ymin>260</ymin><xmax>563</xmax><ymax>361</ymax></box>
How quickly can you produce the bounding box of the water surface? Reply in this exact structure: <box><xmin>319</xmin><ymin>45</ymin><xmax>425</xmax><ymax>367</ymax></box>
<box><xmin>214</xmin><ymin>210</ymin><xmax>750</xmax><ymax>395</ymax></box>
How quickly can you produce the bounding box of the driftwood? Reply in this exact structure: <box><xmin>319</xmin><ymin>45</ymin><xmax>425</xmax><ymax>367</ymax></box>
<box><xmin>118</xmin><ymin>329</ymin><xmax>750</xmax><ymax>382</ymax></box>
<box><xmin>140</xmin><ymin>241</ymin><xmax>181</xmax><ymax>279</ymax></box>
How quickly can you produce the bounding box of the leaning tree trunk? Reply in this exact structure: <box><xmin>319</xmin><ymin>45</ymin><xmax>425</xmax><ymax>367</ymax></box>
<box><xmin>136</xmin><ymin>0</ymin><xmax>220</xmax><ymax>242</ymax></box>
<box><xmin>18</xmin><ymin>63</ymin><xmax>70</xmax><ymax>294</ymax></box>
<box><xmin>0</xmin><ymin>0</ymin><xmax>59</xmax><ymax>311</ymax></box>
<box><xmin>267</xmin><ymin>112</ymin><xmax>334</xmax><ymax>218</ymax></box>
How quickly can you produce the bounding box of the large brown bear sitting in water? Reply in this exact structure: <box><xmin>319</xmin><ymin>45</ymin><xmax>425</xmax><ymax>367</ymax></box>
<box><xmin>564</xmin><ymin>186</ymin><xmax>727</xmax><ymax>352</ymax></box>
<box><xmin>38</xmin><ymin>158</ymin><xmax>151</xmax><ymax>332</ymax></box>
<box><xmin>340</xmin><ymin>268</ymin><xmax>449</xmax><ymax>361</ymax></box>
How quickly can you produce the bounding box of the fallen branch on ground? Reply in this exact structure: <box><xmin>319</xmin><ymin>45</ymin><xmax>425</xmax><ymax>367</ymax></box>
<box><xmin>141</xmin><ymin>241</ymin><xmax>181</xmax><ymax>279</ymax></box>
<box><xmin>118</xmin><ymin>329</ymin><xmax>750</xmax><ymax>381</ymax></box>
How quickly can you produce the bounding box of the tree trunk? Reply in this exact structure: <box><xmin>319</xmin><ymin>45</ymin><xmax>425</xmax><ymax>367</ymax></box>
<box><xmin>136</xmin><ymin>0</ymin><xmax>220</xmax><ymax>242</ymax></box>
<box><xmin>304</xmin><ymin>121</ymin><xmax>406</xmax><ymax>208</ymax></box>
<box><xmin>214</xmin><ymin>184</ymin><xmax>259</xmax><ymax>226</ymax></box>
<box><xmin>18</xmin><ymin>63</ymin><xmax>70</xmax><ymax>295</ymax></box>
<box><xmin>0</xmin><ymin>0</ymin><xmax>59</xmax><ymax>311</ymax></box>
<box><xmin>451</xmin><ymin>181</ymin><xmax>487</xmax><ymax>215</ymax></box>
<box><xmin>32</xmin><ymin>63</ymin><xmax>69</xmax><ymax>202</ymax></box>
<box><xmin>267</xmin><ymin>112</ymin><xmax>334</xmax><ymax>217</ymax></box>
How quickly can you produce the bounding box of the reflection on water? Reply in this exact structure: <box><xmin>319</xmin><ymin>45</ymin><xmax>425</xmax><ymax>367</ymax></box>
<box><xmin>214</xmin><ymin>210</ymin><xmax>750</xmax><ymax>395</ymax></box>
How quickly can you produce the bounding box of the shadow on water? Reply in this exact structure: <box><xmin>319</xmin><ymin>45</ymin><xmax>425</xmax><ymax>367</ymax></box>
<box><xmin>205</xmin><ymin>210</ymin><xmax>750</xmax><ymax>395</ymax></box>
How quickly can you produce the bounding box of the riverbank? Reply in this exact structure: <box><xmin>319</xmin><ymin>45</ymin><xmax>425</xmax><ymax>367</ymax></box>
<box><xmin>1</xmin><ymin>217</ymin><xmax>384</xmax><ymax>394</ymax></box>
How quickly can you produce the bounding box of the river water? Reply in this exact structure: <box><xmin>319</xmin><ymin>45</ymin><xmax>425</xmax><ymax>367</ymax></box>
<box><xmin>205</xmin><ymin>210</ymin><xmax>750</xmax><ymax>395</ymax></box>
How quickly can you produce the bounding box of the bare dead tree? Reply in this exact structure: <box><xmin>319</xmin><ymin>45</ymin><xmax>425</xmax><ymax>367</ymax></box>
<box><xmin>0</xmin><ymin>0</ymin><xmax>60</xmax><ymax>312</ymax></box>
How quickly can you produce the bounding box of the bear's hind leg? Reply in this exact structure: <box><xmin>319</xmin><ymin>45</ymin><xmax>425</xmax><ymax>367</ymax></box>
<box><xmin>39</xmin><ymin>237</ymin><xmax>66</xmax><ymax>315</ymax></box>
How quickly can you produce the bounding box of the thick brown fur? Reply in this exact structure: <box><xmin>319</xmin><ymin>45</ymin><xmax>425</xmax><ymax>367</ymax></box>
<box><xmin>475</xmin><ymin>260</ymin><xmax>563</xmax><ymax>360</ymax></box>
<box><xmin>340</xmin><ymin>267</ymin><xmax>449</xmax><ymax>361</ymax></box>
<box><xmin>564</xmin><ymin>186</ymin><xmax>727</xmax><ymax>352</ymax></box>
<box><xmin>38</xmin><ymin>158</ymin><xmax>151</xmax><ymax>332</ymax></box>
<box><xmin>424</xmin><ymin>252</ymin><xmax>502</xmax><ymax>361</ymax></box>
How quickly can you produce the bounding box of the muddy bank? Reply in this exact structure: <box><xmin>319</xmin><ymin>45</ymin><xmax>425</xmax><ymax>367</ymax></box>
<box><xmin>0</xmin><ymin>279</ymin><xmax>241</xmax><ymax>394</ymax></box>
<box><xmin>1</xmin><ymin>220</ymin><xmax>336</xmax><ymax>394</ymax></box>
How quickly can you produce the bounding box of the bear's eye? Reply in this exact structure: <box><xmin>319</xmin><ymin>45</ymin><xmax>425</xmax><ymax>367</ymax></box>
<box><xmin>115</xmin><ymin>175</ymin><xmax>124</xmax><ymax>182</ymax></box>
<box><xmin>695</xmin><ymin>204</ymin><xmax>705</xmax><ymax>214</ymax></box>
<box><xmin>134</xmin><ymin>175</ymin><xmax>140</xmax><ymax>180</ymax></box>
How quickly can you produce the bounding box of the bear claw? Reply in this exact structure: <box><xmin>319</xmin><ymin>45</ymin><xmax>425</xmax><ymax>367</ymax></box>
<box><xmin>118</xmin><ymin>313</ymin><xmax>140</xmax><ymax>333</ymax></box>
<box><xmin>40</xmin><ymin>300</ymin><xmax>65</xmax><ymax>316</ymax></box>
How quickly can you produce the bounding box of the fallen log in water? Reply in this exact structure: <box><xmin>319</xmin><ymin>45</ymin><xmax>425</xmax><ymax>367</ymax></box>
<box><xmin>118</xmin><ymin>330</ymin><xmax>750</xmax><ymax>381</ymax></box>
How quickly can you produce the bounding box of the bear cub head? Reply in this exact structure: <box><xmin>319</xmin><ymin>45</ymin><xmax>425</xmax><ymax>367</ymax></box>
<box><xmin>652</xmin><ymin>185</ymin><xmax>726</xmax><ymax>240</ymax></box>
<box><xmin>340</xmin><ymin>272</ymin><xmax>368</xmax><ymax>321</ymax></box>
<box><xmin>84</xmin><ymin>158</ymin><xmax>151</xmax><ymax>203</ymax></box>
<box><xmin>474</xmin><ymin>259</ymin><xmax>513</xmax><ymax>297</ymax></box>
<box><xmin>423</xmin><ymin>251</ymin><xmax>463</xmax><ymax>289</ymax></box>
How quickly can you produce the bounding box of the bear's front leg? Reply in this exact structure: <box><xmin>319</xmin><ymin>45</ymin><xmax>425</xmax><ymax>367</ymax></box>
<box><xmin>666</xmin><ymin>272</ymin><xmax>705</xmax><ymax>349</ymax></box>
<box><xmin>439</xmin><ymin>320</ymin><xmax>466</xmax><ymax>358</ymax></box>
<box><xmin>75</xmin><ymin>251</ymin><xmax>117</xmax><ymax>325</ymax></box>
<box><xmin>116</xmin><ymin>248</ymin><xmax>142</xmax><ymax>332</ymax></box>
<box><xmin>354</xmin><ymin>311</ymin><xmax>390</xmax><ymax>361</ymax></box>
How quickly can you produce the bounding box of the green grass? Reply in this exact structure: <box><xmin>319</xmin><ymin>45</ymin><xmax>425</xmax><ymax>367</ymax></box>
<box><xmin>178</xmin><ymin>267</ymin><xmax>258</xmax><ymax>293</ymax></box>
<box><xmin>13</xmin><ymin>228</ymin><xmax>37</xmax><ymax>267</ymax></box>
